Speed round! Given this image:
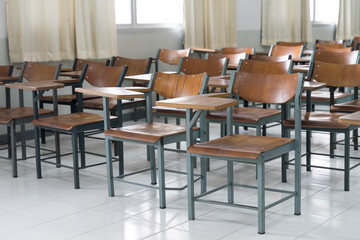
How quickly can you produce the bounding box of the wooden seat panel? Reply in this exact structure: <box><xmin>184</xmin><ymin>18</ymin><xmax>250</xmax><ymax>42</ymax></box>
<box><xmin>188</xmin><ymin>134</ymin><xmax>294</xmax><ymax>159</ymax></box>
<box><xmin>0</xmin><ymin>107</ymin><xmax>53</xmax><ymax>124</ymax></box>
<box><xmin>105</xmin><ymin>122</ymin><xmax>199</xmax><ymax>143</ymax></box>
<box><xmin>331</xmin><ymin>100</ymin><xmax>360</xmax><ymax>113</ymax></box>
<box><xmin>32</xmin><ymin>112</ymin><xmax>113</xmax><ymax>131</ymax></box>
<box><xmin>206</xmin><ymin>107</ymin><xmax>281</xmax><ymax>124</ymax></box>
<box><xmin>283</xmin><ymin>112</ymin><xmax>349</xmax><ymax>129</ymax></box>
<box><xmin>301</xmin><ymin>91</ymin><xmax>353</xmax><ymax>102</ymax></box>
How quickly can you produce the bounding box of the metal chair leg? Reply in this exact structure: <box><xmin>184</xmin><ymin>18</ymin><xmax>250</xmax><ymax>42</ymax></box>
<box><xmin>157</xmin><ymin>143</ymin><xmax>166</xmax><ymax>209</ymax></box>
<box><xmin>72</xmin><ymin>133</ymin><xmax>80</xmax><ymax>189</ymax></box>
<box><xmin>344</xmin><ymin>131</ymin><xmax>350</xmax><ymax>191</ymax></box>
<box><xmin>105</xmin><ymin>137</ymin><xmax>115</xmax><ymax>196</ymax></box>
<box><xmin>257</xmin><ymin>160</ymin><xmax>265</xmax><ymax>234</ymax></box>
<box><xmin>10</xmin><ymin>121</ymin><xmax>18</xmax><ymax>178</ymax></box>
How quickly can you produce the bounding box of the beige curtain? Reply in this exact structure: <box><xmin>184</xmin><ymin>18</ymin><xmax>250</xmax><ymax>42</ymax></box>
<box><xmin>261</xmin><ymin>0</ymin><xmax>312</xmax><ymax>46</ymax></box>
<box><xmin>75</xmin><ymin>0</ymin><xmax>118</xmax><ymax>59</ymax></box>
<box><xmin>7</xmin><ymin>0</ymin><xmax>117</xmax><ymax>63</ymax></box>
<box><xmin>336</xmin><ymin>0</ymin><xmax>360</xmax><ymax>40</ymax></box>
<box><xmin>184</xmin><ymin>0</ymin><xmax>237</xmax><ymax>49</ymax></box>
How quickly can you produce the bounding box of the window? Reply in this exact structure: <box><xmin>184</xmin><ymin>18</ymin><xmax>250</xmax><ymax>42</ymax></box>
<box><xmin>114</xmin><ymin>0</ymin><xmax>183</xmax><ymax>27</ymax></box>
<box><xmin>310</xmin><ymin>0</ymin><xmax>339</xmax><ymax>23</ymax></box>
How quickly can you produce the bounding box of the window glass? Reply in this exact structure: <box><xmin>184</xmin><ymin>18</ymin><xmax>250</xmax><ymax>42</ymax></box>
<box><xmin>310</xmin><ymin>0</ymin><xmax>339</xmax><ymax>22</ymax></box>
<box><xmin>115</xmin><ymin>0</ymin><xmax>131</xmax><ymax>24</ymax></box>
<box><xmin>136</xmin><ymin>0</ymin><xmax>183</xmax><ymax>24</ymax></box>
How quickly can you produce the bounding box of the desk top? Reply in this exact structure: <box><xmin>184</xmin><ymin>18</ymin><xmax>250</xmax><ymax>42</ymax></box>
<box><xmin>0</xmin><ymin>76</ymin><xmax>20</xmax><ymax>83</ymax></box>
<box><xmin>156</xmin><ymin>94</ymin><xmax>237</xmax><ymax>111</ymax></box>
<box><xmin>339</xmin><ymin>111</ymin><xmax>360</xmax><ymax>125</ymax></box>
<box><xmin>303</xmin><ymin>81</ymin><xmax>326</xmax><ymax>91</ymax></box>
<box><xmin>59</xmin><ymin>71</ymin><xmax>82</xmax><ymax>78</ymax></box>
<box><xmin>55</xmin><ymin>78</ymin><xmax>80</xmax><ymax>85</ymax></box>
<box><xmin>125</xmin><ymin>73</ymin><xmax>230</xmax><ymax>89</ymax></box>
<box><xmin>75</xmin><ymin>87</ymin><xmax>148</xmax><ymax>99</ymax></box>
<box><xmin>292</xmin><ymin>65</ymin><xmax>310</xmax><ymax>73</ymax></box>
<box><xmin>293</xmin><ymin>56</ymin><xmax>311</xmax><ymax>63</ymax></box>
<box><xmin>191</xmin><ymin>48</ymin><xmax>216</xmax><ymax>53</ymax></box>
<box><xmin>5</xmin><ymin>80</ymin><xmax>64</xmax><ymax>91</ymax></box>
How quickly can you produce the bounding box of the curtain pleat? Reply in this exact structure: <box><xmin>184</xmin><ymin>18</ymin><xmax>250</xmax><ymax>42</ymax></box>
<box><xmin>184</xmin><ymin>0</ymin><xmax>237</xmax><ymax>49</ymax></box>
<box><xmin>337</xmin><ymin>0</ymin><xmax>360</xmax><ymax>40</ymax></box>
<box><xmin>261</xmin><ymin>0</ymin><xmax>312</xmax><ymax>46</ymax></box>
<box><xmin>7</xmin><ymin>0</ymin><xmax>117</xmax><ymax>63</ymax></box>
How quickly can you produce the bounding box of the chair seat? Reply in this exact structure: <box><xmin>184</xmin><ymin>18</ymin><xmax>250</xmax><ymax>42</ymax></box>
<box><xmin>105</xmin><ymin>122</ymin><xmax>199</xmax><ymax>143</ymax></box>
<box><xmin>188</xmin><ymin>134</ymin><xmax>294</xmax><ymax>159</ymax></box>
<box><xmin>0</xmin><ymin>107</ymin><xmax>53</xmax><ymax>124</ymax></box>
<box><xmin>283</xmin><ymin>112</ymin><xmax>349</xmax><ymax>129</ymax></box>
<box><xmin>301</xmin><ymin>91</ymin><xmax>353</xmax><ymax>102</ymax></box>
<box><xmin>331</xmin><ymin>100</ymin><xmax>360</xmax><ymax>113</ymax></box>
<box><xmin>40</xmin><ymin>94</ymin><xmax>98</xmax><ymax>103</ymax></box>
<box><xmin>206</xmin><ymin>107</ymin><xmax>281</xmax><ymax>124</ymax></box>
<box><xmin>152</xmin><ymin>106</ymin><xmax>190</xmax><ymax>116</ymax></box>
<box><xmin>83</xmin><ymin>98</ymin><xmax>145</xmax><ymax>111</ymax></box>
<box><xmin>32</xmin><ymin>112</ymin><xmax>115</xmax><ymax>131</ymax></box>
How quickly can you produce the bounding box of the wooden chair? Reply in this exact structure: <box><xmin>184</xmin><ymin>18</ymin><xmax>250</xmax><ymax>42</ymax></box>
<box><xmin>177</xmin><ymin>57</ymin><xmax>228</xmax><ymax>76</ymax></box>
<box><xmin>315</xmin><ymin>43</ymin><xmax>346</xmax><ymax>49</ymax></box>
<box><xmin>81</xmin><ymin>56</ymin><xmax>153</xmax><ymax>121</ymax></box>
<box><xmin>0</xmin><ymin>62</ymin><xmax>60</xmax><ymax>177</ymax></box>
<box><xmin>284</xmin><ymin>62</ymin><xmax>360</xmax><ymax>191</ymax></box>
<box><xmin>155</xmin><ymin>48</ymin><xmax>190</xmax><ymax>72</ymax></box>
<box><xmin>104</xmin><ymin>72</ymin><xmax>208</xmax><ymax>208</ymax></box>
<box><xmin>206</xmin><ymin>52</ymin><xmax>247</xmax><ymax>73</ymax></box>
<box><xmin>248</xmin><ymin>54</ymin><xmax>291</xmax><ymax>62</ymax></box>
<box><xmin>269</xmin><ymin>45</ymin><xmax>304</xmax><ymax>58</ymax></box>
<box><xmin>302</xmin><ymin>50</ymin><xmax>359</xmax><ymax>109</ymax></box>
<box><xmin>187</xmin><ymin>71</ymin><xmax>303</xmax><ymax>234</ymax></box>
<box><xmin>277</xmin><ymin>41</ymin><xmax>306</xmax><ymax>47</ymax></box>
<box><xmin>217</xmin><ymin>47</ymin><xmax>255</xmax><ymax>54</ymax></box>
<box><xmin>351</xmin><ymin>36</ymin><xmax>360</xmax><ymax>50</ymax></box>
<box><xmin>315</xmin><ymin>39</ymin><xmax>344</xmax><ymax>45</ymax></box>
<box><xmin>0</xmin><ymin>65</ymin><xmax>14</xmax><ymax>158</ymax></box>
<box><xmin>32</xmin><ymin>63</ymin><xmax>127</xmax><ymax>189</ymax></box>
<box><xmin>206</xmin><ymin>59</ymin><xmax>293</xmax><ymax>137</ymax></box>
<box><xmin>40</xmin><ymin>59</ymin><xmax>110</xmax><ymax>113</ymax></box>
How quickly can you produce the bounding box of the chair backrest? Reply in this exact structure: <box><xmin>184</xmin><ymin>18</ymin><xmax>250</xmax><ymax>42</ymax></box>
<box><xmin>315</xmin><ymin>39</ymin><xmax>344</xmax><ymax>45</ymax></box>
<box><xmin>313</xmin><ymin>50</ymin><xmax>359</xmax><ymax>64</ymax></box>
<box><xmin>0</xmin><ymin>65</ymin><xmax>14</xmax><ymax>77</ymax></box>
<box><xmin>151</xmin><ymin>72</ymin><xmax>208</xmax><ymax>99</ymax></box>
<box><xmin>351</xmin><ymin>36</ymin><xmax>360</xmax><ymax>50</ymax></box>
<box><xmin>83</xmin><ymin>62</ymin><xmax>128</xmax><ymax>87</ymax></box>
<box><xmin>207</xmin><ymin>52</ymin><xmax>247</xmax><ymax>68</ymax></box>
<box><xmin>230</xmin><ymin>71</ymin><xmax>301</xmax><ymax>104</ymax></box>
<box><xmin>314</xmin><ymin>46</ymin><xmax>352</xmax><ymax>52</ymax></box>
<box><xmin>111</xmin><ymin>56</ymin><xmax>152</xmax><ymax>75</ymax></box>
<box><xmin>315</xmin><ymin>43</ymin><xmax>345</xmax><ymax>49</ymax></box>
<box><xmin>21</xmin><ymin>62</ymin><xmax>60</xmax><ymax>82</ymax></box>
<box><xmin>248</xmin><ymin>54</ymin><xmax>291</xmax><ymax>62</ymax></box>
<box><xmin>217</xmin><ymin>47</ymin><xmax>254</xmax><ymax>54</ymax></box>
<box><xmin>239</xmin><ymin>59</ymin><xmax>292</xmax><ymax>74</ymax></box>
<box><xmin>269</xmin><ymin>45</ymin><xmax>303</xmax><ymax>58</ymax></box>
<box><xmin>311</xmin><ymin>62</ymin><xmax>360</xmax><ymax>88</ymax></box>
<box><xmin>73</xmin><ymin>58</ymin><xmax>110</xmax><ymax>71</ymax></box>
<box><xmin>277</xmin><ymin>41</ymin><xmax>306</xmax><ymax>47</ymax></box>
<box><xmin>178</xmin><ymin>57</ymin><xmax>228</xmax><ymax>76</ymax></box>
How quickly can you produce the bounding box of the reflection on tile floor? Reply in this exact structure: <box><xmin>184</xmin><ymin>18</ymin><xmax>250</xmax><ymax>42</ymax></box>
<box><xmin>0</xmin><ymin>117</ymin><xmax>360</xmax><ymax>240</ymax></box>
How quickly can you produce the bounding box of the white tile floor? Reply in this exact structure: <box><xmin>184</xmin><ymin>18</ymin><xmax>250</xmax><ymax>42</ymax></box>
<box><xmin>1</xmin><ymin>118</ymin><xmax>360</xmax><ymax>240</ymax></box>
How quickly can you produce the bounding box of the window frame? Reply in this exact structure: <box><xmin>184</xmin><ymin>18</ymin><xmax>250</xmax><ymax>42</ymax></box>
<box><xmin>115</xmin><ymin>0</ymin><xmax>184</xmax><ymax>29</ymax></box>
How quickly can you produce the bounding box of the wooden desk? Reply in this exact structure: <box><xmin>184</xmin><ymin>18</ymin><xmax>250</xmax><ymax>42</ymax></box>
<box><xmin>191</xmin><ymin>48</ymin><xmax>216</xmax><ymax>58</ymax></box>
<box><xmin>75</xmin><ymin>87</ymin><xmax>148</xmax><ymax>99</ymax></box>
<box><xmin>293</xmin><ymin>56</ymin><xmax>311</xmax><ymax>64</ymax></box>
<box><xmin>339</xmin><ymin>111</ymin><xmax>360</xmax><ymax>125</ymax></box>
<box><xmin>59</xmin><ymin>71</ymin><xmax>82</xmax><ymax>78</ymax></box>
<box><xmin>125</xmin><ymin>73</ymin><xmax>230</xmax><ymax>91</ymax></box>
<box><xmin>292</xmin><ymin>65</ymin><xmax>310</xmax><ymax>73</ymax></box>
